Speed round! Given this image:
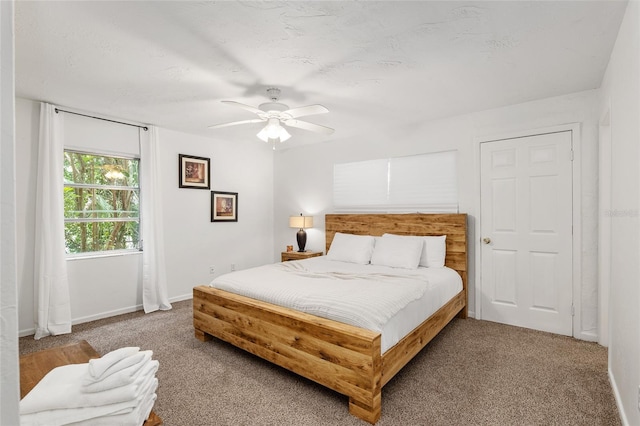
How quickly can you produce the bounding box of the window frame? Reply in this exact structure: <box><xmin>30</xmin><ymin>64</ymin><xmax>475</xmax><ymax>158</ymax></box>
<box><xmin>63</xmin><ymin>149</ymin><xmax>141</xmax><ymax>258</ymax></box>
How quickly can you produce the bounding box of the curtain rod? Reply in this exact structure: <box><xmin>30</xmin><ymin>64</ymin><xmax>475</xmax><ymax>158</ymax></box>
<box><xmin>54</xmin><ymin>108</ymin><xmax>148</xmax><ymax>131</ymax></box>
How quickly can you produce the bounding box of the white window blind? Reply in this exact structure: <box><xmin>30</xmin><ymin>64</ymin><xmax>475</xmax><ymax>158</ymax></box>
<box><xmin>333</xmin><ymin>151</ymin><xmax>458</xmax><ymax>213</ymax></box>
<box><xmin>333</xmin><ymin>158</ymin><xmax>389</xmax><ymax>208</ymax></box>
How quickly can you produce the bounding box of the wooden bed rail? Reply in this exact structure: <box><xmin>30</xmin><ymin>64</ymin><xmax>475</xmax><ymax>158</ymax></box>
<box><xmin>194</xmin><ymin>286</ymin><xmax>383</xmax><ymax>423</ymax></box>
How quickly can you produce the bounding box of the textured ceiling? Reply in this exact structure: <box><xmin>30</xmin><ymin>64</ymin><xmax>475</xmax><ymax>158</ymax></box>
<box><xmin>15</xmin><ymin>1</ymin><xmax>628</xmax><ymax>148</ymax></box>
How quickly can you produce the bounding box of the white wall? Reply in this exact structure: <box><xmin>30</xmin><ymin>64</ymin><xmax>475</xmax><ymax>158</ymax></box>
<box><xmin>159</xmin><ymin>127</ymin><xmax>275</xmax><ymax>298</ymax></box>
<box><xmin>599</xmin><ymin>1</ymin><xmax>640</xmax><ymax>424</ymax></box>
<box><xmin>16</xmin><ymin>98</ymin><xmax>274</xmax><ymax>335</ymax></box>
<box><xmin>16</xmin><ymin>98</ymin><xmax>39</xmax><ymax>331</ymax></box>
<box><xmin>0</xmin><ymin>0</ymin><xmax>20</xmax><ymax>424</ymax></box>
<box><xmin>274</xmin><ymin>89</ymin><xmax>600</xmax><ymax>340</ymax></box>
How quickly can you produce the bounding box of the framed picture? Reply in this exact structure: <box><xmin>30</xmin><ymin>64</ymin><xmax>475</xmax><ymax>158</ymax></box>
<box><xmin>179</xmin><ymin>154</ymin><xmax>210</xmax><ymax>189</ymax></box>
<box><xmin>211</xmin><ymin>191</ymin><xmax>238</xmax><ymax>222</ymax></box>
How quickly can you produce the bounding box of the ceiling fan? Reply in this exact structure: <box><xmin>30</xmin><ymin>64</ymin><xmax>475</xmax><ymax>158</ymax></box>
<box><xmin>208</xmin><ymin>88</ymin><xmax>334</xmax><ymax>147</ymax></box>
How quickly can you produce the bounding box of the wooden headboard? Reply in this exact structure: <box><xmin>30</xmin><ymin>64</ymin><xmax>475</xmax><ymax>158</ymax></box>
<box><xmin>325</xmin><ymin>213</ymin><xmax>468</xmax><ymax>316</ymax></box>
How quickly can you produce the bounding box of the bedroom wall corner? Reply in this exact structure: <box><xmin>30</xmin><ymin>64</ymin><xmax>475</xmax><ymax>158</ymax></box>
<box><xmin>15</xmin><ymin>97</ymin><xmax>38</xmax><ymax>335</ymax></box>
<box><xmin>15</xmin><ymin>98</ymin><xmax>275</xmax><ymax>335</ymax></box>
<box><xmin>598</xmin><ymin>1</ymin><xmax>640</xmax><ymax>424</ymax></box>
<box><xmin>0</xmin><ymin>1</ymin><xmax>20</xmax><ymax>423</ymax></box>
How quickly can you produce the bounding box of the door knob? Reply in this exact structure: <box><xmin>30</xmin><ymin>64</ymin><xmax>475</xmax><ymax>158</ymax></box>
<box><xmin>483</xmin><ymin>237</ymin><xmax>491</xmax><ymax>244</ymax></box>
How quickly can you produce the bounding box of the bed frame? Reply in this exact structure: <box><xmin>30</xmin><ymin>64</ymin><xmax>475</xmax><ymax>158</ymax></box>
<box><xmin>193</xmin><ymin>213</ymin><xmax>467</xmax><ymax>424</ymax></box>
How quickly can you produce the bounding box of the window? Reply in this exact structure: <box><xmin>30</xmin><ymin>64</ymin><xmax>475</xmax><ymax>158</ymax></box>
<box><xmin>333</xmin><ymin>151</ymin><xmax>458</xmax><ymax>213</ymax></box>
<box><xmin>63</xmin><ymin>151</ymin><xmax>140</xmax><ymax>255</ymax></box>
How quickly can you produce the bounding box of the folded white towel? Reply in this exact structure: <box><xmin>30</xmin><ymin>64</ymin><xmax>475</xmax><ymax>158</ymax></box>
<box><xmin>20</xmin><ymin>398</ymin><xmax>139</xmax><ymax>426</ymax></box>
<box><xmin>83</xmin><ymin>357</ymin><xmax>158</xmax><ymax>393</ymax></box>
<box><xmin>21</xmin><ymin>379</ymin><xmax>158</xmax><ymax>426</ymax></box>
<box><xmin>67</xmin><ymin>392</ymin><xmax>157</xmax><ymax>426</ymax></box>
<box><xmin>82</xmin><ymin>350</ymin><xmax>152</xmax><ymax>388</ymax></box>
<box><xmin>87</xmin><ymin>350</ymin><xmax>149</xmax><ymax>383</ymax></box>
<box><xmin>87</xmin><ymin>347</ymin><xmax>139</xmax><ymax>380</ymax></box>
<box><xmin>20</xmin><ymin>362</ymin><xmax>157</xmax><ymax>414</ymax></box>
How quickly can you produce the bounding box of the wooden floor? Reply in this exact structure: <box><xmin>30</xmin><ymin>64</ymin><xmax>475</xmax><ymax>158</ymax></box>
<box><xmin>20</xmin><ymin>340</ymin><xmax>162</xmax><ymax>426</ymax></box>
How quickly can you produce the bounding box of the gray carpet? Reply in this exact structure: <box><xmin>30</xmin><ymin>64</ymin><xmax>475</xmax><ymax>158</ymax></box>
<box><xmin>20</xmin><ymin>300</ymin><xmax>620</xmax><ymax>425</ymax></box>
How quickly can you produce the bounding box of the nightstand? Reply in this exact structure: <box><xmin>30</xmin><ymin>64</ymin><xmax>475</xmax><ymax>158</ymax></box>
<box><xmin>281</xmin><ymin>251</ymin><xmax>323</xmax><ymax>262</ymax></box>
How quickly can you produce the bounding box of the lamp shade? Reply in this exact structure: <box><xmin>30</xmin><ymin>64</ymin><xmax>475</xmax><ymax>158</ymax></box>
<box><xmin>289</xmin><ymin>215</ymin><xmax>313</xmax><ymax>229</ymax></box>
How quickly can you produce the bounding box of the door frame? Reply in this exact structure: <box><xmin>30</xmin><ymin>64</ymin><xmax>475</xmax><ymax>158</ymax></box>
<box><xmin>598</xmin><ymin>107</ymin><xmax>611</xmax><ymax>347</ymax></box>
<box><xmin>474</xmin><ymin>123</ymin><xmax>586</xmax><ymax>340</ymax></box>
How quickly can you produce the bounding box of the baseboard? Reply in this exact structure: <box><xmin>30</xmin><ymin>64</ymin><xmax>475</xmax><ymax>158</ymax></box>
<box><xmin>577</xmin><ymin>329</ymin><xmax>598</xmax><ymax>342</ymax></box>
<box><xmin>73</xmin><ymin>305</ymin><xmax>144</xmax><ymax>326</ymax></box>
<box><xmin>609</xmin><ymin>367</ymin><xmax>629</xmax><ymax>425</ymax></box>
<box><xmin>19</xmin><ymin>304</ymin><xmax>144</xmax><ymax>338</ymax></box>
<box><xmin>19</xmin><ymin>293</ymin><xmax>194</xmax><ymax>338</ymax></box>
<box><xmin>19</xmin><ymin>328</ymin><xmax>36</xmax><ymax>338</ymax></box>
<box><xmin>169</xmin><ymin>293</ymin><xmax>192</xmax><ymax>303</ymax></box>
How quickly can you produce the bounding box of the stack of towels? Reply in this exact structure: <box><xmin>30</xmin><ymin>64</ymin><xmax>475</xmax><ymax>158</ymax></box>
<box><xmin>20</xmin><ymin>347</ymin><xmax>159</xmax><ymax>426</ymax></box>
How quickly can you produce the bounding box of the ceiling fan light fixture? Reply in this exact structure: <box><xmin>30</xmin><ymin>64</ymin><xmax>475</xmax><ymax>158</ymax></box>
<box><xmin>279</xmin><ymin>127</ymin><xmax>291</xmax><ymax>142</ymax></box>
<box><xmin>211</xmin><ymin>87</ymin><xmax>333</xmax><ymax>144</ymax></box>
<box><xmin>257</xmin><ymin>118</ymin><xmax>290</xmax><ymax>142</ymax></box>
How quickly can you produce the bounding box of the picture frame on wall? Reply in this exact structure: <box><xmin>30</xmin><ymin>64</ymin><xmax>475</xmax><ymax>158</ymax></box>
<box><xmin>179</xmin><ymin>154</ymin><xmax>210</xmax><ymax>189</ymax></box>
<box><xmin>211</xmin><ymin>191</ymin><xmax>238</xmax><ymax>222</ymax></box>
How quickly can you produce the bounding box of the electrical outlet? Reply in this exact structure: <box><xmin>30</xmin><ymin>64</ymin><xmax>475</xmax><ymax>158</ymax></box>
<box><xmin>231</xmin><ymin>263</ymin><xmax>236</xmax><ymax>271</ymax></box>
<box><xmin>209</xmin><ymin>266</ymin><xmax>215</xmax><ymax>274</ymax></box>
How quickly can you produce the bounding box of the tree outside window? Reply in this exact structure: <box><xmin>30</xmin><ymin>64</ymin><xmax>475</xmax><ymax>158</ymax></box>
<box><xmin>63</xmin><ymin>151</ymin><xmax>140</xmax><ymax>254</ymax></box>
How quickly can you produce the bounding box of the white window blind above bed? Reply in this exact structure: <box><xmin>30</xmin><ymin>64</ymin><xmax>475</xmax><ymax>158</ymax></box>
<box><xmin>333</xmin><ymin>158</ymin><xmax>389</xmax><ymax>208</ymax></box>
<box><xmin>333</xmin><ymin>151</ymin><xmax>458</xmax><ymax>213</ymax></box>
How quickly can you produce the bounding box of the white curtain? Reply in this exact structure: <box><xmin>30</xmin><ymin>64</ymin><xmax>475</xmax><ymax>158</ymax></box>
<box><xmin>139</xmin><ymin>126</ymin><xmax>172</xmax><ymax>313</ymax></box>
<box><xmin>34</xmin><ymin>102</ymin><xmax>71</xmax><ymax>339</ymax></box>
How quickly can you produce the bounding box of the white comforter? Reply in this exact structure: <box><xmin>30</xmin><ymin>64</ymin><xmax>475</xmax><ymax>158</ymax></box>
<box><xmin>209</xmin><ymin>257</ymin><xmax>462</xmax><ymax>352</ymax></box>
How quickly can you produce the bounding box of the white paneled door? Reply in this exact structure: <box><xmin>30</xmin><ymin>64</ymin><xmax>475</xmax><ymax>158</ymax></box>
<box><xmin>480</xmin><ymin>131</ymin><xmax>573</xmax><ymax>335</ymax></box>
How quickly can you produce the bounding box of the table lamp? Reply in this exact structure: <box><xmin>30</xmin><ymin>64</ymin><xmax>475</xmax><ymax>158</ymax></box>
<box><xmin>289</xmin><ymin>213</ymin><xmax>314</xmax><ymax>252</ymax></box>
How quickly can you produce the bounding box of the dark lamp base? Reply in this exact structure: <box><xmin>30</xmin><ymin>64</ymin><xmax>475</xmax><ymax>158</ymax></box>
<box><xmin>296</xmin><ymin>229</ymin><xmax>307</xmax><ymax>252</ymax></box>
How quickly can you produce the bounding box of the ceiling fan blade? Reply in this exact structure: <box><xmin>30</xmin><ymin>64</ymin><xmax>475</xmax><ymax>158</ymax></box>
<box><xmin>282</xmin><ymin>119</ymin><xmax>334</xmax><ymax>135</ymax></box>
<box><xmin>221</xmin><ymin>100</ymin><xmax>264</xmax><ymax>115</ymax></box>
<box><xmin>208</xmin><ymin>118</ymin><xmax>265</xmax><ymax>129</ymax></box>
<box><xmin>281</xmin><ymin>104</ymin><xmax>329</xmax><ymax>119</ymax></box>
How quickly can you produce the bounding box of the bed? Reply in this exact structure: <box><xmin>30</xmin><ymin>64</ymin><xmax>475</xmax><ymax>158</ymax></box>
<box><xmin>193</xmin><ymin>213</ymin><xmax>467</xmax><ymax>424</ymax></box>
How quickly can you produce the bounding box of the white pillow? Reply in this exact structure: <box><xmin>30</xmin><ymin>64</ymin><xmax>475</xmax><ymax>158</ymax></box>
<box><xmin>370</xmin><ymin>237</ymin><xmax>423</xmax><ymax>269</ymax></box>
<box><xmin>423</xmin><ymin>235</ymin><xmax>447</xmax><ymax>267</ymax></box>
<box><xmin>382</xmin><ymin>234</ymin><xmax>447</xmax><ymax>268</ymax></box>
<box><xmin>326</xmin><ymin>233</ymin><xmax>375</xmax><ymax>264</ymax></box>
